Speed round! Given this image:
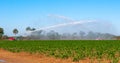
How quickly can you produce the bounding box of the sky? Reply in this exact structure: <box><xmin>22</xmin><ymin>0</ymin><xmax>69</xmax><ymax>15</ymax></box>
<box><xmin>0</xmin><ymin>0</ymin><xmax>120</xmax><ymax>36</ymax></box>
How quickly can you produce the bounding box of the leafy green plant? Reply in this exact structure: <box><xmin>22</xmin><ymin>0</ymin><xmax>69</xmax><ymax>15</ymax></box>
<box><xmin>0</xmin><ymin>40</ymin><xmax>120</xmax><ymax>62</ymax></box>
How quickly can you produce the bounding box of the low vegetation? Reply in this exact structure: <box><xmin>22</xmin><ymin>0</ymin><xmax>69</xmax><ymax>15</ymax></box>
<box><xmin>0</xmin><ymin>40</ymin><xmax>120</xmax><ymax>62</ymax></box>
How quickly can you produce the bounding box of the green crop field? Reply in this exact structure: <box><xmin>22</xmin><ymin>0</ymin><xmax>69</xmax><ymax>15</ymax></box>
<box><xmin>0</xmin><ymin>40</ymin><xmax>120</xmax><ymax>62</ymax></box>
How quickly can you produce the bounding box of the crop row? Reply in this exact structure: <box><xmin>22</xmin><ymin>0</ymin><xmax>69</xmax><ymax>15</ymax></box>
<box><xmin>0</xmin><ymin>40</ymin><xmax>120</xmax><ymax>62</ymax></box>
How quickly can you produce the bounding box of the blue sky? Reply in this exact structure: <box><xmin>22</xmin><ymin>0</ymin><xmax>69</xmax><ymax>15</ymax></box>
<box><xmin>0</xmin><ymin>0</ymin><xmax>120</xmax><ymax>36</ymax></box>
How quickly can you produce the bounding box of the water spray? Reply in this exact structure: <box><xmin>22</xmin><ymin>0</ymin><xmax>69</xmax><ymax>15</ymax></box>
<box><xmin>27</xmin><ymin>15</ymin><xmax>96</xmax><ymax>34</ymax></box>
<box><xmin>30</xmin><ymin>20</ymin><xmax>95</xmax><ymax>33</ymax></box>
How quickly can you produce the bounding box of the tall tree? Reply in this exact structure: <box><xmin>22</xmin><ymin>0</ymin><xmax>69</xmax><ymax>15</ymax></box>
<box><xmin>0</xmin><ymin>27</ymin><xmax>4</xmax><ymax>39</ymax></box>
<box><xmin>31</xmin><ymin>28</ymin><xmax>36</xmax><ymax>31</ymax></box>
<box><xmin>26</xmin><ymin>27</ymin><xmax>31</xmax><ymax>31</ymax></box>
<box><xmin>13</xmin><ymin>28</ymin><xmax>19</xmax><ymax>35</ymax></box>
<box><xmin>26</xmin><ymin>27</ymin><xmax>36</xmax><ymax>31</ymax></box>
<box><xmin>79</xmin><ymin>31</ymin><xmax>86</xmax><ymax>39</ymax></box>
<box><xmin>47</xmin><ymin>30</ymin><xmax>60</xmax><ymax>40</ymax></box>
<box><xmin>72</xmin><ymin>32</ymin><xmax>78</xmax><ymax>40</ymax></box>
<box><xmin>86</xmin><ymin>31</ymin><xmax>96</xmax><ymax>39</ymax></box>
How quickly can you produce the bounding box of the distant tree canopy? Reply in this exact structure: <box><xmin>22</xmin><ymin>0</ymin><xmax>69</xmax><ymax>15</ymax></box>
<box><xmin>27</xmin><ymin>30</ymin><xmax>115</xmax><ymax>40</ymax></box>
<box><xmin>47</xmin><ymin>30</ymin><xmax>60</xmax><ymax>40</ymax></box>
<box><xmin>0</xmin><ymin>27</ymin><xmax>4</xmax><ymax>39</ymax></box>
<box><xmin>114</xmin><ymin>36</ymin><xmax>120</xmax><ymax>40</ymax></box>
<box><xmin>26</xmin><ymin>27</ymin><xmax>36</xmax><ymax>31</ymax></box>
<box><xmin>13</xmin><ymin>28</ymin><xmax>19</xmax><ymax>35</ymax></box>
<box><xmin>26</xmin><ymin>27</ymin><xmax>31</xmax><ymax>31</ymax></box>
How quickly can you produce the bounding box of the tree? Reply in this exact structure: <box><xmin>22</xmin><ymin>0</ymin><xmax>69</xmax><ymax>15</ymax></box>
<box><xmin>61</xmin><ymin>33</ymin><xmax>71</xmax><ymax>40</ymax></box>
<box><xmin>72</xmin><ymin>32</ymin><xmax>78</xmax><ymax>40</ymax></box>
<box><xmin>47</xmin><ymin>30</ymin><xmax>60</xmax><ymax>40</ymax></box>
<box><xmin>79</xmin><ymin>31</ymin><xmax>86</xmax><ymax>39</ymax></box>
<box><xmin>2</xmin><ymin>35</ymin><xmax>8</xmax><ymax>39</ymax></box>
<box><xmin>30</xmin><ymin>30</ymin><xmax>43</xmax><ymax>39</ymax></box>
<box><xmin>26</xmin><ymin>27</ymin><xmax>31</xmax><ymax>31</ymax></box>
<box><xmin>0</xmin><ymin>27</ymin><xmax>4</xmax><ymax>39</ymax></box>
<box><xmin>31</xmin><ymin>28</ymin><xmax>36</xmax><ymax>31</ymax></box>
<box><xmin>13</xmin><ymin>28</ymin><xmax>18</xmax><ymax>35</ymax></box>
<box><xmin>114</xmin><ymin>36</ymin><xmax>120</xmax><ymax>40</ymax></box>
<box><xmin>102</xmin><ymin>33</ymin><xmax>115</xmax><ymax>40</ymax></box>
<box><xmin>26</xmin><ymin>27</ymin><xmax>37</xmax><ymax>40</ymax></box>
<box><xmin>86</xmin><ymin>31</ymin><xmax>96</xmax><ymax>40</ymax></box>
<box><xmin>26</xmin><ymin>27</ymin><xmax>36</xmax><ymax>31</ymax></box>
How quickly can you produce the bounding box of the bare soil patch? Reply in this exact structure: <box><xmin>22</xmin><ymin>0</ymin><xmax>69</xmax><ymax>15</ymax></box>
<box><xmin>0</xmin><ymin>49</ymin><xmax>73</xmax><ymax>63</ymax></box>
<box><xmin>0</xmin><ymin>49</ymin><xmax>119</xmax><ymax>63</ymax></box>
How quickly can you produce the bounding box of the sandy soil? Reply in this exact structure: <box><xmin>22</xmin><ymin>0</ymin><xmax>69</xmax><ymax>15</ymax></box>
<box><xmin>0</xmin><ymin>49</ymin><xmax>75</xmax><ymax>63</ymax></box>
<box><xmin>0</xmin><ymin>49</ymin><xmax>118</xmax><ymax>63</ymax></box>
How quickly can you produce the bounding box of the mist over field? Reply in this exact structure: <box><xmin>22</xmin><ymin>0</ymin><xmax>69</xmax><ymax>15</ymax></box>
<box><xmin>37</xmin><ymin>15</ymin><xmax>116</xmax><ymax>34</ymax></box>
<box><xmin>1</xmin><ymin>0</ymin><xmax>120</xmax><ymax>63</ymax></box>
<box><xmin>0</xmin><ymin>0</ymin><xmax>120</xmax><ymax>40</ymax></box>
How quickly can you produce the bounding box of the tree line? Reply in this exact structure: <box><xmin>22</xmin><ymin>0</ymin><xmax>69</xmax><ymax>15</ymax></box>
<box><xmin>0</xmin><ymin>27</ymin><xmax>116</xmax><ymax>40</ymax></box>
<box><xmin>25</xmin><ymin>27</ymin><xmax>115</xmax><ymax>40</ymax></box>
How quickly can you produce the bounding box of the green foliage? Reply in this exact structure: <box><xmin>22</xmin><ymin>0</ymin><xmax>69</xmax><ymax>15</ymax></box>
<box><xmin>0</xmin><ymin>27</ymin><xmax>4</xmax><ymax>39</ymax></box>
<box><xmin>0</xmin><ymin>40</ymin><xmax>120</xmax><ymax>62</ymax></box>
<box><xmin>13</xmin><ymin>28</ymin><xmax>18</xmax><ymax>35</ymax></box>
<box><xmin>26</xmin><ymin>27</ymin><xmax>36</xmax><ymax>31</ymax></box>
